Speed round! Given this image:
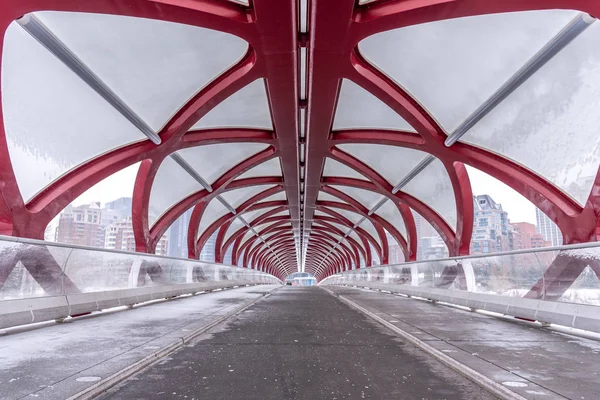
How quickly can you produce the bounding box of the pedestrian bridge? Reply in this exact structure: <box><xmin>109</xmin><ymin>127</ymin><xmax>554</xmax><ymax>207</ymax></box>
<box><xmin>1</xmin><ymin>0</ymin><xmax>600</xmax><ymax>398</ymax></box>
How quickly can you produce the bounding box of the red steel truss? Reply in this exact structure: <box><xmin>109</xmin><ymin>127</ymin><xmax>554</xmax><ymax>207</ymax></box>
<box><xmin>0</xmin><ymin>0</ymin><xmax>599</xmax><ymax>287</ymax></box>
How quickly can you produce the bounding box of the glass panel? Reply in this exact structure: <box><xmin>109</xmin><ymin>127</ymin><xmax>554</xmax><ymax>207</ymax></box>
<box><xmin>359</xmin><ymin>10</ymin><xmax>577</xmax><ymax>133</ymax></box>
<box><xmin>2</xmin><ymin>23</ymin><xmax>146</xmax><ymax>202</ymax></box>
<box><xmin>166</xmin><ymin>208</ymin><xmax>193</xmax><ymax>258</ymax></box>
<box><xmin>336</xmin><ymin>144</ymin><xmax>427</xmax><ymax>186</ymax></box>
<box><xmin>322</xmin><ymin>158</ymin><xmax>368</xmax><ymax>180</ymax></box>
<box><xmin>148</xmin><ymin>157</ymin><xmax>202</xmax><ymax>227</ymax></box>
<box><xmin>402</xmin><ymin>158</ymin><xmax>457</xmax><ymax>231</ymax></box>
<box><xmin>220</xmin><ymin>184</ymin><xmax>276</xmax><ymax>209</ymax></box>
<box><xmin>177</xmin><ymin>143</ymin><xmax>268</xmax><ymax>185</ymax></box>
<box><xmin>197</xmin><ymin>198</ymin><xmax>230</xmax><ymax>240</ymax></box>
<box><xmin>36</xmin><ymin>11</ymin><xmax>248</xmax><ymax>131</ymax></box>
<box><xmin>373</xmin><ymin>199</ymin><xmax>407</xmax><ymax>239</ymax></box>
<box><xmin>235</xmin><ymin>157</ymin><xmax>282</xmax><ymax>179</ymax></box>
<box><xmin>52</xmin><ymin>163</ymin><xmax>138</xmax><ymax>248</ymax></box>
<box><xmin>333</xmin><ymin>79</ymin><xmax>414</xmax><ymax>131</ymax></box>
<box><xmin>192</xmin><ymin>79</ymin><xmax>272</xmax><ymax>129</ymax></box>
<box><xmin>328</xmin><ymin>185</ymin><xmax>385</xmax><ymax>210</ymax></box>
<box><xmin>461</xmin><ymin>22</ymin><xmax>600</xmax><ymax>206</ymax></box>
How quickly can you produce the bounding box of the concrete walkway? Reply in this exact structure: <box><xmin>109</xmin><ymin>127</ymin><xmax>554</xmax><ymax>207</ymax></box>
<box><xmin>101</xmin><ymin>287</ymin><xmax>495</xmax><ymax>400</ymax></box>
<box><xmin>0</xmin><ymin>285</ymin><xmax>279</xmax><ymax>400</ymax></box>
<box><xmin>326</xmin><ymin>286</ymin><xmax>600</xmax><ymax>400</ymax></box>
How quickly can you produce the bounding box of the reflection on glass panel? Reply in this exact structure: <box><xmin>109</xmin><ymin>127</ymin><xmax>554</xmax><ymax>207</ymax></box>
<box><xmin>0</xmin><ymin>238</ymin><xmax>279</xmax><ymax>304</ymax></box>
<box><xmin>148</xmin><ymin>157</ymin><xmax>202</xmax><ymax>227</ymax></box>
<box><xmin>64</xmin><ymin>249</ymin><xmax>138</xmax><ymax>293</ymax></box>
<box><xmin>177</xmin><ymin>143</ymin><xmax>269</xmax><ymax>185</ymax></box>
<box><xmin>35</xmin><ymin>11</ymin><xmax>248</xmax><ymax>131</ymax></box>
<box><xmin>322</xmin><ymin>244</ymin><xmax>600</xmax><ymax>308</ymax></box>
<box><xmin>461</xmin><ymin>22</ymin><xmax>600</xmax><ymax>206</ymax></box>
<box><xmin>403</xmin><ymin>159</ymin><xmax>457</xmax><ymax>231</ymax></box>
<box><xmin>411</xmin><ymin>210</ymin><xmax>449</xmax><ymax>261</ymax></box>
<box><xmin>336</xmin><ymin>144</ymin><xmax>427</xmax><ymax>186</ymax></box>
<box><xmin>333</xmin><ymin>79</ymin><xmax>415</xmax><ymax>131</ymax></box>
<box><xmin>193</xmin><ymin>79</ymin><xmax>272</xmax><ymax>129</ymax></box>
<box><xmin>469</xmin><ymin>253</ymin><xmax>544</xmax><ymax>296</ymax></box>
<box><xmin>359</xmin><ymin>10</ymin><xmax>576</xmax><ymax>132</ymax></box>
<box><xmin>0</xmin><ymin>242</ymin><xmax>71</xmax><ymax>299</ymax></box>
<box><xmin>52</xmin><ymin>164</ymin><xmax>139</xmax><ymax>250</ymax></box>
<box><xmin>2</xmin><ymin>23</ymin><xmax>146</xmax><ymax>202</ymax></box>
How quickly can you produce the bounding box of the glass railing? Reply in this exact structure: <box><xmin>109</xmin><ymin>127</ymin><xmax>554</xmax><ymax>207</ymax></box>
<box><xmin>0</xmin><ymin>236</ymin><xmax>280</xmax><ymax>301</ymax></box>
<box><xmin>321</xmin><ymin>243</ymin><xmax>600</xmax><ymax>307</ymax></box>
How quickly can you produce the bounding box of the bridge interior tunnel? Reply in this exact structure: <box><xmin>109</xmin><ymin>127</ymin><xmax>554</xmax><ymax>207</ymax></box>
<box><xmin>1</xmin><ymin>0</ymin><xmax>600</xmax><ymax>298</ymax></box>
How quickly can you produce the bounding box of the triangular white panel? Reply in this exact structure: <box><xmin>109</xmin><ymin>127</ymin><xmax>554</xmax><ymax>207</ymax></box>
<box><xmin>358</xmin><ymin>10</ymin><xmax>576</xmax><ymax>133</ymax></box>
<box><xmin>261</xmin><ymin>191</ymin><xmax>287</xmax><ymax>202</ymax></box>
<box><xmin>333</xmin><ymin>79</ymin><xmax>414</xmax><ymax>131</ymax></box>
<box><xmin>197</xmin><ymin>198</ymin><xmax>230</xmax><ymax>240</ymax></box>
<box><xmin>402</xmin><ymin>158</ymin><xmax>457</xmax><ymax>231</ymax></box>
<box><xmin>322</xmin><ymin>158</ymin><xmax>369</xmax><ymax>180</ymax></box>
<box><xmin>177</xmin><ymin>143</ymin><xmax>268</xmax><ymax>185</ymax></box>
<box><xmin>193</xmin><ymin>79</ymin><xmax>272</xmax><ymax>129</ymax></box>
<box><xmin>358</xmin><ymin>218</ymin><xmax>380</xmax><ymax>244</ymax></box>
<box><xmin>374</xmin><ymin>199</ymin><xmax>407</xmax><ymax>239</ymax></box>
<box><xmin>149</xmin><ymin>157</ymin><xmax>203</xmax><ymax>227</ymax></box>
<box><xmin>242</xmin><ymin>207</ymin><xmax>277</xmax><ymax>224</ymax></box>
<box><xmin>236</xmin><ymin>157</ymin><xmax>282</xmax><ymax>179</ymax></box>
<box><xmin>317</xmin><ymin>191</ymin><xmax>346</xmax><ymax>203</ymax></box>
<box><xmin>36</xmin><ymin>11</ymin><xmax>248</xmax><ymax>131</ymax></box>
<box><xmin>336</xmin><ymin>144</ymin><xmax>428</xmax><ymax>186</ymax></box>
<box><xmin>224</xmin><ymin>217</ymin><xmax>245</xmax><ymax>244</ymax></box>
<box><xmin>3</xmin><ymin>23</ymin><xmax>146</xmax><ymax>203</ymax></box>
<box><xmin>323</xmin><ymin>208</ymin><xmax>363</xmax><ymax>225</ymax></box>
<box><xmin>328</xmin><ymin>185</ymin><xmax>385</xmax><ymax>210</ymax></box>
<box><xmin>220</xmin><ymin>185</ymin><xmax>276</xmax><ymax>209</ymax></box>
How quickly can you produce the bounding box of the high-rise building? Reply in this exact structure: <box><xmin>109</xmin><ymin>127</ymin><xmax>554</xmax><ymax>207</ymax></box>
<box><xmin>56</xmin><ymin>203</ymin><xmax>105</xmax><ymax>248</ymax></box>
<box><xmin>104</xmin><ymin>218</ymin><xmax>136</xmax><ymax>252</ymax></box>
<box><xmin>470</xmin><ymin>195</ymin><xmax>510</xmax><ymax>255</ymax></box>
<box><xmin>200</xmin><ymin>231</ymin><xmax>218</xmax><ymax>262</ymax></box>
<box><xmin>104</xmin><ymin>216</ymin><xmax>168</xmax><ymax>255</ymax></box>
<box><xmin>167</xmin><ymin>209</ymin><xmax>192</xmax><ymax>258</ymax></box>
<box><xmin>105</xmin><ymin>197</ymin><xmax>133</xmax><ymax>219</ymax></box>
<box><xmin>386</xmin><ymin>231</ymin><xmax>404</xmax><ymax>264</ymax></box>
<box><xmin>535</xmin><ymin>208</ymin><xmax>563</xmax><ymax>247</ymax></box>
<box><xmin>512</xmin><ymin>222</ymin><xmax>537</xmax><ymax>249</ymax></box>
<box><xmin>412</xmin><ymin>210</ymin><xmax>444</xmax><ymax>261</ymax></box>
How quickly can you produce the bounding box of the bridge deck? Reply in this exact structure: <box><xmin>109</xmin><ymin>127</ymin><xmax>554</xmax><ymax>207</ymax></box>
<box><xmin>100</xmin><ymin>287</ymin><xmax>492</xmax><ymax>400</ymax></box>
<box><xmin>1</xmin><ymin>286</ymin><xmax>599</xmax><ymax>400</ymax></box>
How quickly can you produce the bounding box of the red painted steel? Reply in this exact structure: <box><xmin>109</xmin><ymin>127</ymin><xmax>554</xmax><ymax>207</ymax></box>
<box><xmin>0</xmin><ymin>0</ymin><xmax>599</xmax><ymax>286</ymax></box>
